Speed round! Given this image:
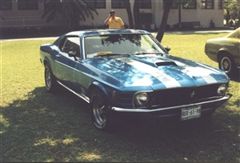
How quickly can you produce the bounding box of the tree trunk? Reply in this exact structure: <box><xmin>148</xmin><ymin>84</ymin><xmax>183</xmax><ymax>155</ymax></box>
<box><xmin>178</xmin><ymin>1</ymin><xmax>182</xmax><ymax>28</ymax></box>
<box><xmin>156</xmin><ymin>0</ymin><xmax>174</xmax><ymax>42</ymax></box>
<box><xmin>226</xmin><ymin>9</ymin><xmax>230</xmax><ymax>25</ymax></box>
<box><xmin>133</xmin><ymin>0</ymin><xmax>140</xmax><ymax>28</ymax></box>
<box><xmin>125</xmin><ymin>0</ymin><xmax>134</xmax><ymax>28</ymax></box>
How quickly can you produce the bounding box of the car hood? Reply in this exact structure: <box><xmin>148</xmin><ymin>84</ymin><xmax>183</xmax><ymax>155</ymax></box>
<box><xmin>83</xmin><ymin>55</ymin><xmax>229</xmax><ymax>91</ymax></box>
<box><xmin>207</xmin><ymin>37</ymin><xmax>240</xmax><ymax>44</ymax></box>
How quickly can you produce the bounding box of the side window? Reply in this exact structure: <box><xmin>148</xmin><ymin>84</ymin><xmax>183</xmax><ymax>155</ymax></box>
<box><xmin>59</xmin><ymin>36</ymin><xmax>81</xmax><ymax>59</ymax></box>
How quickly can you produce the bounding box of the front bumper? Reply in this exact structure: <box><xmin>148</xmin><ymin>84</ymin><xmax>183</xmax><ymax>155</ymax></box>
<box><xmin>111</xmin><ymin>95</ymin><xmax>230</xmax><ymax>115</ymax></box>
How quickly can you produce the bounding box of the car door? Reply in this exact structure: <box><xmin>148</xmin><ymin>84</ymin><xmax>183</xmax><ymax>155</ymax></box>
<box><xmin>54</xmin><ymin>36</ymin><xmax>80</xmax><ymax>88</ymax></box>
<box><xmin>71</xmin><ymin>36</ymin><xmax>94</xmax><ymax>100</ymax></box>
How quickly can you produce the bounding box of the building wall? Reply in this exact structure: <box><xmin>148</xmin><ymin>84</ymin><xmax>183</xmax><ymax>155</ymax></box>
<box><xmin>0</xmin><ymin>0</ymin><xmax>224</xmax><ymax>29</ymax></box>
<box><xmin>167</xmin><ymin>0</ymin><xmax>224</xmax><ymax>28</ymax></box>
<box><xmin>0</xmin><ymin>0</ymin><xmax>62</xmax><ymax>29</ymax></box>
<box><xmin>83</xmin><ymin>0</ymin><xmax>224</xmax><ymax>28</ymax></box>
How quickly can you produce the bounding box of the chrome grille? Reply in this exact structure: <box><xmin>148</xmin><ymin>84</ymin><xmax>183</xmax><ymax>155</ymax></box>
<box><xmin>151</xmin><ymin>84</ymin><xmax>220</xmax><ymax>108</ymax></box>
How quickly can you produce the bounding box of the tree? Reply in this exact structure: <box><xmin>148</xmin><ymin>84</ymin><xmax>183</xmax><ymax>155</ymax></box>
<box><xmin>156</xmin><ymin>0</ymin><xmax>196</xmax><ymax>42</ymax></box>
<box><xmin>42</xmin><ymin>0</ymin><xmax>97</xmax><ymax>30</ymax></box>
<box><xmin>123</xmin><ymin>0</ymin><xmax>134</xmax><ymax>28</ymax></box>
<box><xmin>133</xmin><ymin>0</ymin><xmax>140</xmax><ymax>28</ymax></box>
<box><xmin>174</xmin><ymin>0</ymin><xmax>196</xmax><ymax>28</ymax></box>
<box><xmin>156</xmin><ymin>0</ymin><xmax>174</xmax><ymax>42</ymax></box>
<box><xmin>225</xmin><ymin>0</ymin><xmax>240</xmax><ymax>25</ymax></box>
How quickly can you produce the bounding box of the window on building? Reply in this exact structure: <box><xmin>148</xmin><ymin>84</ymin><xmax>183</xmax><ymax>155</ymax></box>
<box><xmin>170</xmin><ymin>0</ymin><xmax>179</xmax><ymax>9</ymax></box>
<box><xmin>0</xmin><ymin>0</ymin><xmax>12</xmax><ymax>10</ymax></box>
<box><xmin>138</xmin><ymin>0</ymin><xmax>152</xmax><ymax>9</ymax></box>
<box><xmin>218</xmin><ymin>0</ymin><xmax>223</xmax><ymax>9</ymax></box>
<box><xmin>87</xmin><ymin>0</ymin><xmax>106</xmax><ymax>9</ymax></box>
<box><xmin>112</xmin><ymin>0</ymin><xmax>126</xmax><ymax>9</ymax></box>
<box><xmin>218</xmin><ymin>0</ymin><xmax>227</xmax><ymax>9</ymax></box>
<box><xmin>201</xmin><ymin>0</ymin><xmax>214</xmax><ymax>9</ymax></box>
<box><xmin>18</xmin><ymin>0</ymin><xmax>38</xmax><ymax>10</ymax></box>
<box><xmin>183</xmin><ymin>0</ymin><xmax>197</xmax><ymax>9</ymax></box>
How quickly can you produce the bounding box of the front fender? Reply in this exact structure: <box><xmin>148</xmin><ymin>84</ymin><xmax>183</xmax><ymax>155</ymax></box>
<box><xmin>87</xmin><ymin>81</ymin><xmax>112</xmax><ymax>100</ymax></box>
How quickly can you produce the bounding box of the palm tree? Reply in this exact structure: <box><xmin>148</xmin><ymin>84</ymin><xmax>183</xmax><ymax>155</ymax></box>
<box><xmin>42</xmin><ymin>0</ymin><xmax>98</xmax><ymax>30</ymax></box>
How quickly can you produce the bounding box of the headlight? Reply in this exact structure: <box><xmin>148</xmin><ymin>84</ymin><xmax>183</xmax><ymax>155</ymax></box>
<box><xmin>134</xmin><ymin>92</ymin><xmax>149</xmax><ymax>107</ymax></box>
<box><xmin>217</xmin><ymin>84</ymin><xmax>227</xmax><ymax>95</ymax></box>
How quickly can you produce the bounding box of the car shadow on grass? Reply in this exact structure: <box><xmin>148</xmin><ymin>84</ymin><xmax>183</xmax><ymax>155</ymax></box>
<box><xmin>1</xmin><ymin>87</ymin><xmax>240</xmax><ymax>162</ymax></box>
<box><xmin>231</xmin><ymin>73</ymin><xmax>240</xmax><ymax>82</ymax></box>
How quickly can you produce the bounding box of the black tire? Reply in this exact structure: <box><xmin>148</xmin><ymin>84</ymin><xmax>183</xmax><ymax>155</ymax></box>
<box><xmin>44</xmin><ymin>63</ymin><xmax>58</xmax><ymax>92</ymax></box>
<box><xmin>90</xmin><ymin>89</ymin><xmax>114</xmax><ymax>131</ymax></box>
<box><xmin>218</xmin><ymin>54</ymin><xmax>237</xmax><ymax>77</ymax></box>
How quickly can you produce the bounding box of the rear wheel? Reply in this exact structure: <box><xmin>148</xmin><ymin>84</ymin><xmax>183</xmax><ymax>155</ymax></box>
<box><xmin>219</xmin><ymin>54</ymin><xmax>236</xmax><ymax>77</ymax></box>
<box><xmin>44</xmin><ymin>63</ymin><xmax>58</xmax><ymax>92</ymax></box>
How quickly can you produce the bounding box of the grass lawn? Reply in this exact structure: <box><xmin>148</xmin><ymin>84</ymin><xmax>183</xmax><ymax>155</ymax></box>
<box><xmin>1</xmin><ymin>32</ymin><xmax>240</xmax><ymax>162</ymax></box>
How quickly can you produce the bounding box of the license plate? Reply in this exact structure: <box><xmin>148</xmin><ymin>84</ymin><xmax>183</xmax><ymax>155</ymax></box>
<box><xmin>181</xmin><ymin>106</ymin><xmax>201</xmax><ymax>120</ymax></box>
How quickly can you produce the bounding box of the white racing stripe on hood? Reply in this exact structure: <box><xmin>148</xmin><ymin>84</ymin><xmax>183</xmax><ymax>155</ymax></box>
<box><xmin>182</xmin><ymin>67</ymin><xmax>217</xmax><ymax>84</ymax></box>
<box><xmin>122</xmin><ymin>59</ymin><xmax>181</xmax><ymax>88</ymax></box>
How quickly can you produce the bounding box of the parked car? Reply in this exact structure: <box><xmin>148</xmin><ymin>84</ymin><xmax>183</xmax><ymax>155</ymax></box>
<box><xmin>205</xmin><ymin>27</ymin><xmax>240</xmax><ymax>77</ymax></box>
<box><xmin>40</xmin><ymin>29</ymin><xmax>230</xmax><ymax>130</ymax></box>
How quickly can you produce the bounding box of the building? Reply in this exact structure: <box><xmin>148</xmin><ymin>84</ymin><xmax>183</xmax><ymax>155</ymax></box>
<box><xmin>0</xmin><ymin>0</ymin><xmax>225</xmax><ymax>30</ymax></box>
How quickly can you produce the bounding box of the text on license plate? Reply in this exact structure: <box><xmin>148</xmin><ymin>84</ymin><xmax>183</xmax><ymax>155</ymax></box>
<box><xmin>181</xmin><ymin>106</ymin><xmax>201</xmax><ymax>120</ymax></box>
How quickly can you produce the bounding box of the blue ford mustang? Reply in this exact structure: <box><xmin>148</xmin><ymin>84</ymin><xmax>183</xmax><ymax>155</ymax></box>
<box><xmin>40</xmin><ymin>29</ymin><xmax>230</xmax><ymax>130</ymax></box>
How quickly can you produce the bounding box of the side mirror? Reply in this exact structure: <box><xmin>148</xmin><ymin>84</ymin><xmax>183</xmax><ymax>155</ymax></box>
<box><xmin>165</xmin><ymin>46</ymin><xmax>171</xmax><ymax>53</ymax></box>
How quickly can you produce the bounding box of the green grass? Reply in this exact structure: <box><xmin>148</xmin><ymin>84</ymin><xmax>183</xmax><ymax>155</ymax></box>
<box><xmin>1</xmin><ymin>33</ymin><xmax>240</xmax><ymax>162</ymax></box>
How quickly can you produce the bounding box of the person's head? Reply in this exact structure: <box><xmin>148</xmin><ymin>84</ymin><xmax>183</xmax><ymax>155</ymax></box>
<box><xmin>110</xmin><ymin>10</ymin><xmax>115</xmax><ymax>17</ymax></box>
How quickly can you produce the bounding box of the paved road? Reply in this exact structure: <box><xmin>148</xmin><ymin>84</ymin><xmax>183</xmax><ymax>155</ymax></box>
<box><xmin>1</xmin><ymin>30</ymin><xmax>234</xmax><ymax>42</ymax></box>
<box><xmin>1</xmin><ymin>37</ymin><xmax>57</xmax><ymax>42</ymax></box>
<box><xmin>167</xmin><ymin>30</ymin><xmax>234</xmax><ymax>34</ymax></box>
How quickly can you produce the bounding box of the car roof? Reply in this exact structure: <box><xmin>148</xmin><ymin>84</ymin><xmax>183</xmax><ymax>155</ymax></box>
<box><xmin>66</xmin><ymin>29</ymin><xmax>150</xmax><ymax>37</ymax></box>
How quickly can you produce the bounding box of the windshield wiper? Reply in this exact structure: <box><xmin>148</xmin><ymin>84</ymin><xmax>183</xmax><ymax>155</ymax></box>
<box><xmin>94</xmin><ymin>52</ymin><xmax>129</xmax><ymax>57</ymax></box>
<box><xmin>134</xmin><ymin>52</ymin><xmax>164</xmax><ymax>55</ymax></box>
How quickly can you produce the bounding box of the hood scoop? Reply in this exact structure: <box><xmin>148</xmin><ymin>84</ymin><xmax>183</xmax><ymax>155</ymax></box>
<box><xmin>155</xmin><ymin>61</ymin><xmax>177</xmax><ymax>67</ymax></box>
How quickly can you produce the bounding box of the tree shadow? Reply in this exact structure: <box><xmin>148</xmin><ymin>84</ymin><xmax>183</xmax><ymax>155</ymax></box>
<box><xmin>1</xmin><ymin>87</ymin><xmax>239</xmax><ymax>162</ymax></box>
<box><xmin>230</xmin><ymin>72</ymin><xmax>240</xmax><ymax>82</ymax></box>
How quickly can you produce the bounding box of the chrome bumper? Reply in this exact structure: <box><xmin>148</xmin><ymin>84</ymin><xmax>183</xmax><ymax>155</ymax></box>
<box><xmin>111</xmin><ymin>95</ymin><xmax>230</xmax><ymax>113</ymax></box>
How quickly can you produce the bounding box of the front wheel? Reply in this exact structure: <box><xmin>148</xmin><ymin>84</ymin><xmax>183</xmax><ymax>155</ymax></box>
<box><xmin>90</xmin><ymin>90</ymin><xmax>113</xmax><ymax>130</ymax></box>
<box><xmin>219</xmin><ymin>55</ymin><xmax>236</xmax><ymax>77</ymax></box>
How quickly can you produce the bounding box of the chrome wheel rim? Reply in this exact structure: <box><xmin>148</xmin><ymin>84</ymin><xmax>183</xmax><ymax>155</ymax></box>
<box><xmin>92</xmin><ymin>96</ymin><xmax>107</xmax><ymax>129</ymax></box>
<box><xmin>220</xmin><ymin>57</ymin><xmax>231</xmax><ymax>73</ymax></box>
<box><xmin>45</xmin><ymin>67</ymin><xmax>52</xmax><ymax>90</ymax></box>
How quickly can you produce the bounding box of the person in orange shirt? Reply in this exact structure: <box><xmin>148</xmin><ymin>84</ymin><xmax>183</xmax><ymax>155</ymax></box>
<box><xmin>104</xmin><ymin>10</ymin><xmax>125</xmax><ymax>29</ymax></box>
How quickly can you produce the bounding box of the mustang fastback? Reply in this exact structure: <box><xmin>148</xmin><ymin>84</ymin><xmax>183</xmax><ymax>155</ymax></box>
<box><xmin>205</xmin><ymin>27</ymin><xmax>240</xmax><ymax>77</ymax></box>
<box><xmin>40</xmin><ymin>29</ymin><xmax>230</xmax><ymax>130</ymax></box>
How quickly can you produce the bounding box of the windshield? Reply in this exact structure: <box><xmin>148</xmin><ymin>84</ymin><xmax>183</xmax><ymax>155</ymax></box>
<box><xmin>227</xmin><ymin>27</ymin><xmax>240</xmax><ymax>39</ymax></box>
<box><xmin>84</xmin><ymin>34</ymin><xmax>166</xmax><ymax>58</ymax></box>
